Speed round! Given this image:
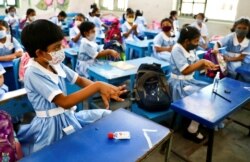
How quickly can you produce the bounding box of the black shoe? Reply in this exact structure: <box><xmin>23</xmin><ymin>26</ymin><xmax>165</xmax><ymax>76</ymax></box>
<box><xmin>183</xmin><ymin>129</ymin><xmax>206</xmax><ymax>143</ymax></box>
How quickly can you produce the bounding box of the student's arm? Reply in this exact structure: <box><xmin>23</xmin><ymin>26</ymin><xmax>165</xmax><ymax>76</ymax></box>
<box><xmin>155</xmin><ymin>46</ymin><xmax>173</xmax><ymax>53</ymax></box>
<box><xmin>0</xmin><ymin>51</ymin><xmax>22</xmax><ymax>61</ymax></box>
<box><xmin>182</xmin><ymin>59</ymin><xmax>219</xmax><ymax>75</ymax></box>
<box><xmin>122</xmin><ymin>24</ymin><xmax>138</xmax><ymax>38</ymax></box>
<box><xmin>71</xmin><ymin>32</ymin><xmax>81</xmax><ymax>43</ymax></box>
<box><xmin>224</xmin><ymin>54</ymin><xmax>245</xmax><ymax>62</ymax></box>
<box><xmin>96</xmin><ymin>49</ymin><xmax>120</xmax><ymax>59</ymax></box>
<box><xmin>52</xmin><ymin>82</ymin><xmax>126</xmax><ymax>109</ymax></box>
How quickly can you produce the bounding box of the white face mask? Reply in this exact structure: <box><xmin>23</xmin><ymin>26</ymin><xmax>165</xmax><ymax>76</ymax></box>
<box><xmin>75</xmin><ymin>20</ymin><xmax>82</xmax><ymax>26</ymax></box>
<box><xmin>9</xmin><ymin>12</ymin><xmax>15</xmax><ymax>17</ymax></box>
<box><xmin>0</xmin><ymin>30</ymin><xmax>7</xmax><ymax>39</ymax></box>
<box><xmin>48</xmin><ymin>49</ymin><xmax>65</xmax><ymax>65</ymax></box>
<box><xmin>87</xmin><ymin>33</ymin><xmax>96</xmax><ymax>41</ymax></box>
<box><xmin>29</xmin><ymin>16</ymin><xmax>36</xmax><ymax>22</ymax></box>
<box><xmin>127</xmin><ymin>18</ymin><xmax>134</xmax><ymax>23</ymax></box>
<box><xmin>196</xmin><ymin>19</ymin><xmax>203</xmax><ymax>24</ymax></box>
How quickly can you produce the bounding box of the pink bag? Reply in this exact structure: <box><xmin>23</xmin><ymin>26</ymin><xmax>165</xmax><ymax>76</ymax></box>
<box><xmin>19</xmin><ymin>52</ymin><xmax>30</xmax><ymax>81</ymax></box>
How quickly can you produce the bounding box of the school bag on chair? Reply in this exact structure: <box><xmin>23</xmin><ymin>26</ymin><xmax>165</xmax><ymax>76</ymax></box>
<box><xmin>204</xmin><ymin>49</ymin><xmax>227</xmax><ymax>78</ymax></box>
<box><xmin>133</xmin><ymin>63</ymin><xmax>172</xmax><ymax>112</ymax></box>
<box><xmin>0</xmin><ymin>111</ymin><xmax>17</xmax><ymax>162</ymax></box>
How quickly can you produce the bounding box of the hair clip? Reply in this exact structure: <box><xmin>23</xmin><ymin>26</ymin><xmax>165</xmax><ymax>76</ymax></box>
<box><xmin>185</xmin><ymin>28</ymin><xmax>188</xmax><ymax>31</ymax></box>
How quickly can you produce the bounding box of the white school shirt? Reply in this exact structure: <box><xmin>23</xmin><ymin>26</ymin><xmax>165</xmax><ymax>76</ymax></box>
<box><xmin>4</xmin><ymin>14</ymin><xmax>19</xmax><ymax>28</ymax></box>
<box><xmin>69</xmin><ymin>25</ymin><xmax>82</xmax><ymax>48</ymax></box>
<box><xmin>75</xmin><ymin>37</ymin><xmax>100</xmax><ymax>77</ymax></box>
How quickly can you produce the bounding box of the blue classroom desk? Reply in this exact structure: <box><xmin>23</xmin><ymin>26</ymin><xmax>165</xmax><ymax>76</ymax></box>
<box><xmin>171</xmin><ymin>78</ymin><xmax>250</xmax><ymax>162</ymax></box>
<box><xmin>64</xmin><ymin>47</ymin><xmax>78</xmax><ymax>70</ymax></box>
<box><xmin>235</xmin><ymin>65</ymin><xmax>250</xmax><ymax>80</ymax></box>
<box><xmin>0</xmin><ymin>61</ymin><xmax>16</xmax><ymax>91</ymax></box>
<box><xmin>20</xmin><ymin>108</ymin><xmax>173</xmax><ymax>162</ymax></box>
<box><xmin>0</xmin><ymin>88</ymin><xmax>34</xmax><ymax>117</ymax></box>
<box><xmin>88</xmin><ymin>56</ymin><xmax>170</xmax><ymax>90</ymax></box>
<box><xmin>125</xmin><ymin>39</ymin><xmax>153</xmax><ymax>60</ymax></box>
<box><xmin>144</xmin><ymin>29</ymin><xmax>160</xmax><ymax>39</ymax></box>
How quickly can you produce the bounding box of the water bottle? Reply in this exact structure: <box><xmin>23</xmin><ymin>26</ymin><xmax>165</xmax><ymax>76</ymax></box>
<box><xmin>212</xmin><ymin>72</ymin><xmax>220</xmax><ymax>92</ymax></box>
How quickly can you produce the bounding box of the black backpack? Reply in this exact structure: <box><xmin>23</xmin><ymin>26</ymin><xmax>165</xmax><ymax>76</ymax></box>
<box><xmin>133</xmin><ymin>63</ymin><xmax>172</xmax><ymax>112</ymax></box>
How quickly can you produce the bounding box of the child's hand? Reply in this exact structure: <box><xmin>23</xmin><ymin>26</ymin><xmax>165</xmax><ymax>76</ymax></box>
<box><xmin>98</xmin><ymin>83</ymin><xmax>127</xmax><ymax>109</ymax></box>
<box><xmin>211</xmin><ymin>49</ymin><xmax>219</xmax><ymax>55</ymax></box>
<box><xmin>223</xmin><ymin>55</ymin><xmax>231</xmax><ymax>62</ymax></box>
<box><xmin>203</xmin><ymin>60</ymin><xmax>220</xmax><ymax>71</ymax></box>
<box><xmin>14</xmin><ymin>51</ymin><xmax>23</xmax><ymax>58</ymax></box>
<box><xmin>110</xmin><ymin>50</ymin><xmax>120</xmax><ymax>59</ymax></box>
<box><xmin>132</xmin><ymin>24</ymin><xmax>137</xmax><ymax>30</ymax></box>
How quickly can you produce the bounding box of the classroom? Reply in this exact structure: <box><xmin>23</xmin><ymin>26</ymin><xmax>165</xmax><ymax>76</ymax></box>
<box><xmin>0</xmin><ymin>0</ymin><xmax>250</xmax><ymax>161</ymax></box>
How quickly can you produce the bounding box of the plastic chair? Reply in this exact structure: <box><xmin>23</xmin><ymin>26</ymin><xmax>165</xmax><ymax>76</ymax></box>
<box><xmin>13</xmin><ymin>58</ymin><xmax>22</xmax><ymax>90</ymax></box>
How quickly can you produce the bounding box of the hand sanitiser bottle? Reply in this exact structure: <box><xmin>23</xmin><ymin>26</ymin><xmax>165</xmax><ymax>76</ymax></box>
<box><xmin>108</xmin><ymin>131</ymin><xmax>131</xmax><ymax>139</ymax></box>
<box><xmin>212</xmin><ymin>72</ymin><xmax>220</xmax><ymax>92</ymax></box>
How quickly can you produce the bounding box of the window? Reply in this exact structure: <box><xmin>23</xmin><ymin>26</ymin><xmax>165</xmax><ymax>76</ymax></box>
<box><xmin>0</xmin><ymin>0</ymin><xmax>19</xmax><ymax>7</ymax></box>
<box><xmin>178</xmin><ymin>0</ymin><xmax>239</xmax><ymax>21</ymax></box>
<box><xmin>95</xmin><ymin>0</ymin><xmax>128</xmax><ymax>11</ymax></box>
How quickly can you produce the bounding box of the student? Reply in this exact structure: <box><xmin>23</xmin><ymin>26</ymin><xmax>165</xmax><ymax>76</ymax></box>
<box><xmin>169</xmin><ymin>10</ymin><xmax>180</xmax><ymax>38</ymax></box>
<box><xmin>135</xmin><ymin>10</ymin><xmax>147</xmax><ymax>40</ymax></box>
<box><xmin>17</xmin><ymin>20</ymin><xmax>126</xmax><ymax>155</ymax></box>
<box><xmin>169</xmin><ymin>26</ymin><xmax>218</xmax><ymax>143</ymax></box>
<box><xmin>153</xmin><ymin>18</ymin><xmax>176</xmax><ymax>62</ymax></box>
<box><xmin>88</xmin><ymin>3</ymin><xmax>108</xmax><ymax>35</ymax></box>
<box><xmin>0</xmin><ymin>64</ymin><xmax>8</xmax><ymax>95</ymax></box>
<box><xmin>69</xmin><ymin>13</ymin><xmax>85</xmax><ymax>48</ymax></box>
<box><xmin>105</xmin><ymin>18</ymin><xmax>122</xmax><ymax>44</ymax></box>
<box><xmin>120</xmin><ymin>8</ymin><xmax>132</xmax><ymax>25</ymax></box>
<box><xmin>121</xmin><ymin>8</ymin><xmax>139</xmax><ymax>42</ymax></box>
<box><xmin>4</xmin><ymin>6</ymin><xmax>19</xmax><ymax>30</ymax></box>
<box><xmin>75</xmin><ymin>21</ymin><xmax>120</xmax><ymax>77</ymax></box>
<box><xmin>20</xmin><ymin>8</ymin><xmax>36</xmax><ymax>30</ymax></box>
<box><xmin>50</xmin><ymin>11</ymin><xmax>67</xmax><ymax>26</ymax></box>
<box><xmin>216</xmin><ymin>17</ymin><xmax>250</xmax><ymax>82</ymax></box>
<box><xmin>0</xmin><ymin>20</ymin><xmax>23</xmax><ymax>62</ymax></box>
<box><xmin>191</xmin><ymin>13</ymin><xmax>208</xmax><ymax>49</ymax></box>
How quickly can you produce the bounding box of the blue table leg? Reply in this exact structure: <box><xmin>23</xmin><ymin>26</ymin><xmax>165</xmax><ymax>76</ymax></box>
<box><xmin>125</xmin><ymin>46</ymin><xmax>131</xmax><ymax>60</ymax></box>
<box><xmin>206</xmin><ymin>128</ymin><xmax>214</xmax><ymax>162</ymax></box>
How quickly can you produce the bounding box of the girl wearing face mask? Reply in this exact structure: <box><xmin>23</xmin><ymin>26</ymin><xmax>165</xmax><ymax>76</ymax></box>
<box><xmin>121</xmin><ymin>8</ymin><xmax>139</xmax><ymax>43</ymax></box>
<box><xmin>215</xmin><ymin>17</ymin><xmax>250</xmax><ymax>82</ymax></box>
<box><xmin>4</xmin><ymin>6</ymin><xmax>19</xmax><ymax>30</ymax></box>
<box><xmin>88</xmin><ymin>3</ymin><xmax>108</xmax><ymax>35</ymax></box>
<box><xmin>153</xmin><ymin>18</ymin><xmax>176</xmax><ymax>62</ymax></box>
<box><xmin>169</xmin><ymin>26</ymin><xmax>218</xmax><ymax>143</ymax></box>
<box><xmin>0</xmin><ymin>20</ymin><xmax>23</xmax><ymax>62</ymax></box>
<box><xmin>20</xmin><ymin>8</ymin><xmax>36</xmax><ymax>30</ymax></box>
<box><xmin>75</xmin><ymin>21</ymin><xmax>120</xmax><ymax>77</ymax></box>
<box><xmin>191</xmin><ymin>13</ymin><xmax>208</xmax><ymax>49</ymax></box>
<box><xmin>18</xmin><ymin>20</ymin><xmax>126</xmax><ymax>156</ymax></box>
<box><xmin>69</xmin><ymin>13</ymin><xmax>85</xmax><ymax>48</ymax></box>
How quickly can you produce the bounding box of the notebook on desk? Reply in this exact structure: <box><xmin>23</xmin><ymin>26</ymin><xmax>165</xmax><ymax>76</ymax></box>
<box><xmin>110</xmin><ymin>61</ymin><xmax>136</xmax><ymax>70</ymax></box>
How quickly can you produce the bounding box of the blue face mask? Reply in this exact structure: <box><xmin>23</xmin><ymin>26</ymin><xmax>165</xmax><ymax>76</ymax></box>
<box><xmin>0</xmin><ymin>30</ymin><xmax>6</xmax><ymax>39</ymax></box>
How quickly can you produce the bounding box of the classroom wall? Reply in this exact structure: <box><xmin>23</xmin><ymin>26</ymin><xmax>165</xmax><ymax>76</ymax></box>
<box><xmin>0</xmin><ymin>0</ymin><xmax>249</xmax><ymax>38</ymax></box>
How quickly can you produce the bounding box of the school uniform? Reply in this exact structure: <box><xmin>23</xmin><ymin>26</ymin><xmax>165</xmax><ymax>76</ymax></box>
<box><xmin>219</xmin><ymin>32</ymin><xmax>250</xmax><ymax>81</ymax></box>
<box><xmin>75</xmin><ymin>37</ymin><xmax>100</xmax><ymax>77</ymax></box>
<box><xmin>4</xmin><ymin>14</ymin><xmax>19</xmax><ymax>29</ymax></box>
<box><xmin>17</xmin><ymin>59</ymin><xmax>111</xmax><ymax>155</ymax></box>
<box><xmin>153</xmin><ymin>32</ymin><xmax>176</xmax><ymax>62</ymax></box>
<box><xmin>0</xmin><ymin>35</ymin><xmax>23</xmax><ymax>56</ymax></box>
<box><xmin>191</xmin><ymin>22</ymin><xmax>208</xmax><ymax>47</ymax></box>
<box><xmin>50</xmin><ymin>16</ymin><xmax>62</xmax><ymax>26</ymax></box>
<box><xmin>135</xmin><ymin>16</ymin><xmax>147</xmax><ymax>38</ymax></box>
<box><xmin>121</xmin><ymin>21</ymin><xmax>140</xmax><ymax>43</ymax></box>
<box><xmin>0</xmin><ymin>64</ymin><xmax>8</xmax><ymax>95</ymax></box>
<box><xmin>173</xmin><ymin>19</ymin><xmax>180</xmax><ymax>40</ymax></box>
<box><xmin>87</xmin><ymin>15</ymin><xmax>103</xmax><ymax>35</ymax></box>
<box><xmin>169</xmin><ymin>43</ymin><xmax>208</xmax><ymax>101</ymax></box>
<box><xmin>69</xmin><ymin>26</ymin><xmax>82</xmax><ymax>48</ymax></box>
